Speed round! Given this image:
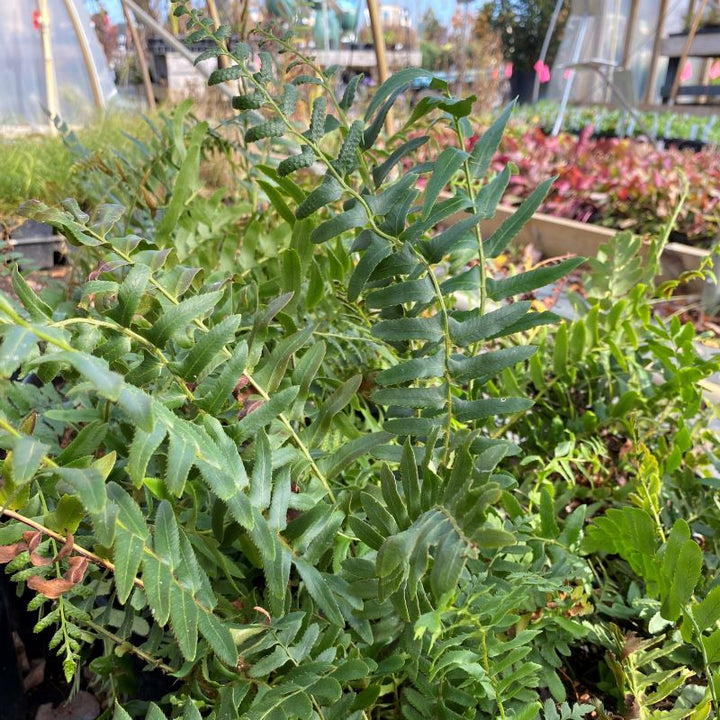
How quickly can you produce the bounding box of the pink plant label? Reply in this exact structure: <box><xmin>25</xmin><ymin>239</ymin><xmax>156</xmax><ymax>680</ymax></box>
<box><xmin>534</xmin><ymin>60</ymin><xmax>551</xmax><ymax>84</ymax></box>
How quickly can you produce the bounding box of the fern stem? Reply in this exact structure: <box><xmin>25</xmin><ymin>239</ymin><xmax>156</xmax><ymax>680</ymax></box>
<box><xmin>31</xmin><ymin>487</ymin><xmax>83</xmax><ymax>684</ymax></box>
<box><xmin>205</xmin><ymin>25</ymin><xmax>395</xmax><ymax>252</ymax></box>
<box><xmin>424</xmin><ymin>268</ymin><xmax>456</xmax><ymax>464</ymax></box>
<box><xmin>84</xmin><ymin>618</ymin><xmax>176</xmax><ymax>674</ymax></box>
<box><xmin>687</xmin><ymin>611</ymin><xmax>720</xmax><ymax>714</ymax></box>
<box><xmin>623</xmin><ymin>654</ymin><xmax>643</xmax><ymax>718</ymax></box>
<box><xmin>479</xmin><ymin>628</ymin><xmax>506</xmax><ymax>719</ymax></box>
<box><xmin>57</xmin><ymin>598</ymin><xmax>76</xmax><ymax>679</ymax></box>
<box><xmin>93</xmin><ymin>239</ymin><xmax>337</xmax><ymax>502</ymax></box>
<box><xmin>0</xmin><ymin>308</ymin><xmax>75</xmax><ymax>353</ymax></box>
<box><xmin>55</xmin><ymin>317</ymin><xmax>196</xmax><ymax>403</ymax></box>
<box><xmin>203</xmin><ymin>33</ymin><xmax>460</xmax><ymax>468</ymax></box>
<box><xmin>251</xmin><ymin>27</ymin><xmax>375</xmax><ymax>188</ymax></box>
<box><xmin>452</xmin><ymin>118</ymin><xmax>487</xmax><ymax>316</ymax></box>
<box><xmin>2</xmin><ymin>496</ymin><xmax>230</xmax><ymax>629</ymax></box>
<box><xmin>0</xmin><ymin>507</ymin><xmax>144</xmax><ymax>590</ymax></box>
<box><xmin>243</xmin><ymin>369</ymin><xmax>336</xmax><ymax>502</ymax></box>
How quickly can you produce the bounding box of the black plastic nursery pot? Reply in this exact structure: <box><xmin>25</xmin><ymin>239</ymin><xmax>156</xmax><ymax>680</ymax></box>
<box><xmin>665</xmin><ymin>137</ymin><xmax>707</xmax><ymax>152</ymax></box>
<box><xmin>4</xmin><ymin>221</ymin><xmax>66</xmax><ymax>270</ymax></box>
<box><xmin>0</xmin><ymin>572</ymin><xmax>180</xmax><ymax>719</ymax></box>
<box><xmin>509</xmin><ymin>70</ymin><xmax>536</xmax><ymax>104</ymax></box>
<box><xmin>0</xmin><ymin>576</ymin><xmax>25</xmax><ymax>720</ymax></box>
<box><xmin>544</xmin><ymin>126</ymin><xmax>711</xmax><ymax>153</ymax></box>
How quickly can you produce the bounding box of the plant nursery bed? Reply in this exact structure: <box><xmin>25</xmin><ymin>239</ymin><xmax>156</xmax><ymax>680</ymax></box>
<box><xmin>445</xmin><ymin>199</ymin><xmax>713</xmax><ymax>293</ymax></box>
<box><xmin>516</xmin><ymin>102</ymin><xmax>720</xmax><ymax>147</ymax></box>
<box><xmin>415</xmin><ymin>125</ymin><xmax>720</xmax><ymax>248</ymax></box>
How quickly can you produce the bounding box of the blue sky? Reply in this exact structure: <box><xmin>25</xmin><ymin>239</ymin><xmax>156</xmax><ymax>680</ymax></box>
<box><xmin>91</xmin><ymin>0</ymin><xmax>458</xmax><ymax>27</ymax></box>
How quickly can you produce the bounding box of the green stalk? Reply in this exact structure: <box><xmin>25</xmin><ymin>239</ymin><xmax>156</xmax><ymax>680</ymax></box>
<box><xmin>452</xmin><ymin>117</ymin><xmax>487</xmax><ymax>315</ymax></box>
<box><xmin>688</xmin><ymin>611</ymin><xmax>720</xmax><ymax>714</ymax></box>
<box><xmin>201</xmin><ymin>22</ymin><xmax>460</xmax><ymax>457</ymax></box>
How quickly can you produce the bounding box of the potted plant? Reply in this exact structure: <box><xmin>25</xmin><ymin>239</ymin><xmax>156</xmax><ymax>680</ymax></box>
<box><xmin>480</xmin><ymin>0</ymin><xmax>568</xmax><ymax>103</ymax></box>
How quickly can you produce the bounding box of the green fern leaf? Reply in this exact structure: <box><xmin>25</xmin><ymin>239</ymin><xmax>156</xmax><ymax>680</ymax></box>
<box><xmin>146</xmin><ymin>291</ymin><xmax>223</xmax><ymax>348</ymax></box>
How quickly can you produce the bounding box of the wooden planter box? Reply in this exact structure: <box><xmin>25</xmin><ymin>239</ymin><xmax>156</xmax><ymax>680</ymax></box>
<box><xmin>459</xmin><ymin>202</ymin><xmax>711</xmax><ymax>293</ymax></box>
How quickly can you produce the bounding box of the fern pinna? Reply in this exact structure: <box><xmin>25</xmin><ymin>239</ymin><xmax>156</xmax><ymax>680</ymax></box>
<box><xmin>0</xmin><ymin>4</ymin><xmax>593</xmax><ymax>718</ymax></box>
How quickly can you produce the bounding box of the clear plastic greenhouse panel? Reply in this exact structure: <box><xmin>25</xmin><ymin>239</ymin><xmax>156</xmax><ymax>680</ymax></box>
<box><xmin>0</xmin><ymin>0</ymin><xmax>117</xmax><ymax>128</ymax></box>
<box><xmin>548</xmin><ymin>0</ymin><xmax>687</xmax><ymax>104</ymax></box>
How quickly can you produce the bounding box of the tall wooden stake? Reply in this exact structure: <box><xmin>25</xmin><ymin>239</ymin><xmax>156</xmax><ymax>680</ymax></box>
<box><xmin>669</xmin><ymin>0</ymin><xmax>709</xmax><ymax>104</ymax></box>
<box><xmin>63</xmin><ymin>0</ymin><xmax>103</xmax><ymax>108</ymax></box>
<box><xmin>121</xmin><ymin>0</ymin><xmax>156</xmax><ymax>111</ymax></box>
<box><xmin>621</xmin><ymin>0</ymin><xmax>640</xmax><ymax>68</ymax></box>
<box><xmin>366</xmin><ymin>0</ymin><xmax>393</xmax><ymax>135</ymax></box>
<box><xmin>237</xmin><ymin>0</ymin><xmax>250</xmax><ymax>39</ymax></box>
<box><xmin>644</xmin><ymin>0</ymin><xmax>669</xmax><ymax>104</ymax></box>
<box><xmin>206</xmin><ymin>0</ymin><xmax>229</xmax><ymax>67</ymax></box>
<box><xmin>38</xmin><ymin>0</ymin><xmax>60</xmax><ymax>126</ymax></box>
<box><xmin>699</xmin><ymin>58</ymin><xmax>711</xmax><ymax>103</ymax></box>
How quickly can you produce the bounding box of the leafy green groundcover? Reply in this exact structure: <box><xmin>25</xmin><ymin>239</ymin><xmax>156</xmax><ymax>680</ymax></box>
<box><xmin>0</xmin><ymin>4</ymin><xmax>719</xmax><ymax>718</ymax></box>
<box><xmin>0</xmin><ymin>113</ymin><xmax>159</xmax><ymax>222</ymax></box>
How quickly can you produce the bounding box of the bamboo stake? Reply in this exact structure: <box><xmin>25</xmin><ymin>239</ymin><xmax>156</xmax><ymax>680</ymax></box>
<box><xmin>38</xmin><ymin>0</ymin><xmax>60</xmax><ymax>127</ymax></box>
<box><xmin>669</xmin><ymin>0</ymin><xmax>710</xmax><ymax>104</ymax></box>
<box><xmin>699</xmin><ymin>57</ymin><xmax>711</xmax><ymax>103</ymax></box>
<box><xmin>621</xmin><ymin>0</ymin><xmax>640</xmax><ymax>68</ymax></box>
<box><xmin>643</xmin><ymin>0</ymin><xmax>669</xmax><ymax>104</ymax></box>
<box><xmin>238</xmin><ymin>0</ymin><xmax>250</xmax><ymax>39</ymax></box>
<box><xmin>63</xmin><ymin>0</ymin><xmax>103</xmax><ymax>109</ymax></box>
<box><xmin>121</xmin><ymin>0</ymin><xmax>156</xmax><ymax>111</ymax></box>
<box><xmin>366</xmin><ymin>0</ymin><xmax>393</xmax><ymax>135</ymax></box>
<box><xmin>206</xmin><ymin>0</ymin><xmax>229</xmax><ymax>67</ymax></box>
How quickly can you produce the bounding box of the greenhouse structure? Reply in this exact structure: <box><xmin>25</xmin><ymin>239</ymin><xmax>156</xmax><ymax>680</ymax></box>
<box><xmin>0</xmin><ymin>0</ymin><xmax>117</xmax><ymax>128</ymax></box>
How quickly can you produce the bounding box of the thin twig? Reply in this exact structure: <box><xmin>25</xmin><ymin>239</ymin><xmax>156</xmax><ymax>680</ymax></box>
<box><xmin>0</xmin><ymin>508</ymin><xmax>145</xmax><ymax>590</ymax></box>
<box><xmin>85</xmin><ymin>618</ymin><xmax>175</xmax><ymax>673</ymax></box>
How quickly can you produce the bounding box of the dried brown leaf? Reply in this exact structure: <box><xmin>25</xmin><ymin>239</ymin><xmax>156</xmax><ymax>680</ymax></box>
<box><xmin>25</xmin><ymin>531</ymin><xmax>52</xmax><ymax>567</ymax></box>
<box><xmin>621</xmin><ymin>632</ymin><xmax>648</xmax><ymax>659</ymax></box>
<box><xmin>25</xmin><ymin>556</ymin><xmax>89</xmax><ymax>599</ymax></box>
<box><xmin>53</xmin><ymin>534</ymin><xmax>75</xmax><ymax>563</ymax></box>
<box><xmin>0</xmin><ymin>542</ymin><xmax>28</xmax><ymax>563</ymax></box>
<box><xmin>253</xmin><ymin>606</ymin><xmax>272</xmax><ymax>625</ymax></box>
<box><xmin>26</xmin><ymin>575</ymin><xmax>75</xmax><ymax>599</ymax></box>
<box><xmin>64</xmin><ymin>556</ymin><xmax>88</xmax><ymax>584</ymax></box>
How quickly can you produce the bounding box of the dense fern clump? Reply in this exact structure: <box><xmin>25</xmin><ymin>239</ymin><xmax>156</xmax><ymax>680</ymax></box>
<box><xmin>1</xmin><ymin>4</ymin><xmax>719</xmax><ymax>719</ymax></box>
